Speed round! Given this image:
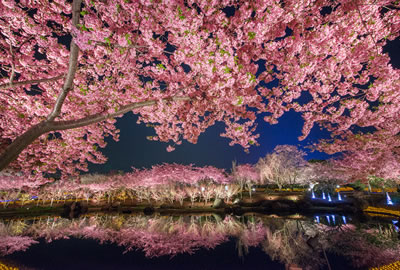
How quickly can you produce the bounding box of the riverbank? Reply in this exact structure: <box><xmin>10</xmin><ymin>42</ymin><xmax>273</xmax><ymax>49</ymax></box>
<box><xmin>1</xmin><ymin>191</ymin><xmax>398</xmax><ymax>219</ymax></box>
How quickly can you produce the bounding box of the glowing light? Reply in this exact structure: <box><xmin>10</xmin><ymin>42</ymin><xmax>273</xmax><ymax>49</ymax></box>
<box><xmin>201</xmin><ymin>187</ymin><xmax>205</xmax><ymax>192</ymax></box>
<box><xmin>331</xmin><ymin>215</ymin><xmax>335</xmax><ymax>224</ymax></box>
<box><xmin>312</xmin><ymin>190</ymin><xmax>316</xmax><ymax>199</ymax></box>
<box><xmin>328</xmin><ymin>193</ymin><xmax>332</xmax><ymax>202</ymax></box>
<box><xmin>252</xmin><ymin>187</ymin><xmax>256</xmax><ymax>192</ymax></box>
<box><xmin>338</xmin><ymin>192</ymin><xmax>342</xmax><ymax>201</ymax></box>
<box><xmin>322</xmin><ymin>192</ymin><xmax>326</xmax><ymax>200</ymax></box>
<box><xmin>315</xmin><ymin>216</ymin><xmax>320</xmax><ymax>223</ymax></box>
<box><xmin>225</xmin><ymin>185</ymin><xmax>228</xmax><ymax>191</ymax></box>
<box><xmin>393</xmin><ymin>220</ymin><xmax>399</xmax><ymax>232</ymax></box>
<box><xmin>336</xmin><ymin>185</ymin><xmax>340</xmax><ymax>188</ymax></box>
<box><xmin>386</xmin><ymin>192</ymin><xmax>394</xmax><ymax>205</ymax></box>
<box><xmin>342</xmin><ymin>216</ymin><xmax>347</xmax><ymax>224</ymax></box>
<box><xmin>326</xmin><ymin>215</ymin><xmax>331</xmax><ymax>224</ymax></box>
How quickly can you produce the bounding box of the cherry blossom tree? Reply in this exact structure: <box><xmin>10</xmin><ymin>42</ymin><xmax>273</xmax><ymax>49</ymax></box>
<box><xmin>0</xmin><ymin>163</ymin><xmax>236</xmax><ymax>205</ymax></box>
<box><xmin>318</xmin><ymin>132</ymin><xmax>400</xmax><ymax>184</ymax></box>
<box><xmin>0</xmin><ymin>0</ymin><xmax>399</xmax><ymax>179</ymax></box>
<box><xmin>257</xmin><ymin>145</ymin><xmax>307</xmax><ymax>190</ymax></box>
<box><xmin>303</xmin><ymin>159</ymin><xmax>351</xmax><ymax>186</ymax></box>
<box><xmin>273</xmin><ymin>145</ymin><xmax>308</xmax><ymax>187</ymax></box>
<box><xmin>231</xmin><ymin>163</ymin><xmax>260</xmax><ymax>197</ymax></box>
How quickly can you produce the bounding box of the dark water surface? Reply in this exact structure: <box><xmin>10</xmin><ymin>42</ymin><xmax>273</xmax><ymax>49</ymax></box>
<box><xmin>1</xmin><ymin>212</ymin><xmax>398</xmax><ymax>270</ymax></box>
<box><xmin>5</xmin><ymin>238</ymin><xmax>355</xmax><ymax>270</ymax></box>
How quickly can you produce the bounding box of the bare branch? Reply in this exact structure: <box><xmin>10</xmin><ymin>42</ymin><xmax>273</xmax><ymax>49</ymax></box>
<box><xmin>0</xmin><ymin>74</ymin><xmax>65</xmax><ymax>90</ymax></box>
<box><xmin>46</xmin><ymin>0</ymin><xmax>82</xmax><ymax>121</ymax></box>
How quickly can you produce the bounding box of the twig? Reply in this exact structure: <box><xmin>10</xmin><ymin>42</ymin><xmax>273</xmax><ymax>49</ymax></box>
<box><xmin>8</xmin><ymin>33</ymin><xmax>15</xmax><ymax>87</ymax></box>
<box><xmin>355</xmin><ymin>3</ymin><xmax>379</xmax><ymax>54</ymax></box>
<box><xmin>0</xmin><ymin>74</ymin><xmax>65</xmax><ymax>90</ymax></box>
<box><xmin>0</xmin><ymin>90</ymin><xmax>17</xmax><ymax>101</ymax></box>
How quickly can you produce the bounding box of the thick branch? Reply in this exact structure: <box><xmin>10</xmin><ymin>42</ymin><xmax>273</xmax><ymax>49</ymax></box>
<box><xmin>0</xmin><ymin>96</ymin><xmax>190</xmax><ymax>171</ymax></box>
<box><xmin>46</xmin><ymin>0</ymin><xmax>82</xmax><ymax>121</ymax></box>
<box><xmin>0</xmin><ymin>74</ymin><xmax>65</xmax><ymax>90</ymax></box>
<box><xmin>0</xmin><ymin>121</ymin><xmax>53</xmax><ymax>171</ymax></box>
<box><xmin>51</xmin><ymin>96</ymin><xmax>191</xmax><ymax>130</ymax></box>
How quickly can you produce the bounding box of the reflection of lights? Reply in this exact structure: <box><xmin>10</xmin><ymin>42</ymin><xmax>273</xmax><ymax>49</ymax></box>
<box><xmin>386</xmin><ymin>192</ymin><xmax>394</xmax><ymax>205</ymax></box>
<box><xmin>322</xmin><ymin>192</ymin><xmax>326</xmax><ymax>200</ymax></box>
<box><xmin>315</xmin><ymin>216</ymin><xmax>320</xmax><ymax>223</ymax></box>
<box><xmin>328</xmin><ymin>194</ymin><xmax>332</xmax><ymax>202</ymax></box>
<box><xmin>225</xmin><ymin>185</ymin><xmax>228</xmax><ymax>191</ymax></box>
<box><xmin>326</xmin><ymin>215</ymin><xmax>331</xmax><ymax>224</ymax></box>
<box><xmin>342</xmin><ymin>216</ymin><xmax>347</xmax><ymax>224</ymax></box>
<box><xmin>312</xmin><ymin>190</ymin><xmax>316</xmax><ymax>199</ymax></box>
<box><xmin>331</xmin><ymin>215</ymin><xmax>335</xmax><ymax>225</ymax></box>
<box><xmin>338</xmin><ymin>192</ymin><xmax>342</xmax><ymax>201</ymax></box>
<box><xmin>392</xmin><ymin>220</ymin><xmax>399</xmax><ymax>232</ymax></box>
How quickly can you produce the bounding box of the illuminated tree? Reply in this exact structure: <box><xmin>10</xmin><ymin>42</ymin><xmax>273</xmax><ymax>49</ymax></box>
<box><xmin>0</xmin><ymin>0</ymin><xmax>399</xmax><ymax>179</ymax></box>
<box><xmin>257</xmin><ymin>145</ymin><xmax>307</xmax><ymax>190</ymax></box>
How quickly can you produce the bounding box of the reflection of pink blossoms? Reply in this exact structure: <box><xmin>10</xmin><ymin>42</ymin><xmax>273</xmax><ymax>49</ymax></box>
<box><xmin>0</xmin><ymin>236</ymin><xmax>38</xmax><ymax>256</ymax></box>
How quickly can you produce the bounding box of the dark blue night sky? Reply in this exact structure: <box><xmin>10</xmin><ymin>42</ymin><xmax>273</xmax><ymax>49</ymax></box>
<box><xmin>89</xmin><ymin>37</ymin><xmax>400</xmax><ymax>173</ymax></box>
<box><xmin>89</xmin><ymin>109</ymin><xmax>332</xmax><ymax>173</ymax></box>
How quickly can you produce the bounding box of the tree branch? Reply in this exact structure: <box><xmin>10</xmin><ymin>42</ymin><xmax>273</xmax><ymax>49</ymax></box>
<box><xmin>94</xmin><ymin>41</ymin><xmax>174</xmax><ymax>55</ymax></box>
<box><xmin>0</xmin><ymin>96</ymin><xmax>190</xmax><ymax>171</ymax></box>
<box><xmin>355</xmin><ymin>3</ymin><xmax>379</xmax><ymax>53</ymax></box>
<box><xmin>46</xmin><ymin>0</ymin><xmax>82</xmax><ymax>121</ymax></box>
<box><xmin>0</xmin><ymin>74</ymin><xmax>65</xmax><ymax>90</ymax></box>
<box><xmin>50</xmin><ymin>96</ymin><xmax>191</xmax><ymax>130</ymax></box>
<box><xmin>0</xmin><ymin>121</ymin><xmax>53</xmax><ymax>171</ymax></box>
<box><xmin>9</xmin><ymin>39</ymin><xmax>15</xmax><ymax>87</ymax></box>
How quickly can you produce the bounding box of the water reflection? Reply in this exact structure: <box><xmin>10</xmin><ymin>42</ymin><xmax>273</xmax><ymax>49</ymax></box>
<box><xmin>1</xmin><ymin>213</ymin><xmax>400</xmax><ymax>269</ymax></box>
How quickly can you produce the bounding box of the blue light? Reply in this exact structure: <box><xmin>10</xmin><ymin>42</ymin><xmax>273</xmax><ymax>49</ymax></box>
<box><xmin>342</xmin><ymin>216</ymin><xmax>347</xmax><ymax>224</ymax></box>
<box><xmin>392</xmin><ymin>221</ymin><xmax>399</xmax><ymax>232</ymax></box>
<box><xmin>315</xmin><ymin>216</ymin><xmax>320</xmax><ymax>223</ymax></box>
<box><xmin>322</xmin><ymin>192</ymin><xmax>326</xmax><ymax>200</ymax></box>
<box><xmin>386</xmin><ymin>192</ymin><xmax>394</xmax><ymax>205</ymax></box>
<box><xmin>331</xmin><ymin>215</ymin><xmax>335</xmax><ymax>224</ymax></box>
<box><xmin>326</xmin><ymin>215</ymin><xmax>331</xmax><ymax>224</ymax></box>
<box><xmin>328</xmin><ymin>193</ymin><xmax>332</xmax><ymax>202</ymax></box>
<box><xmin>312</xmin><ymin>190</ymin><xmax>316</xmax><ymax>199</ymax></box>
<box><xmin>338</xmin><ymin>192</ymin><xmax>342</xmax><ymax>201</ymax></box>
